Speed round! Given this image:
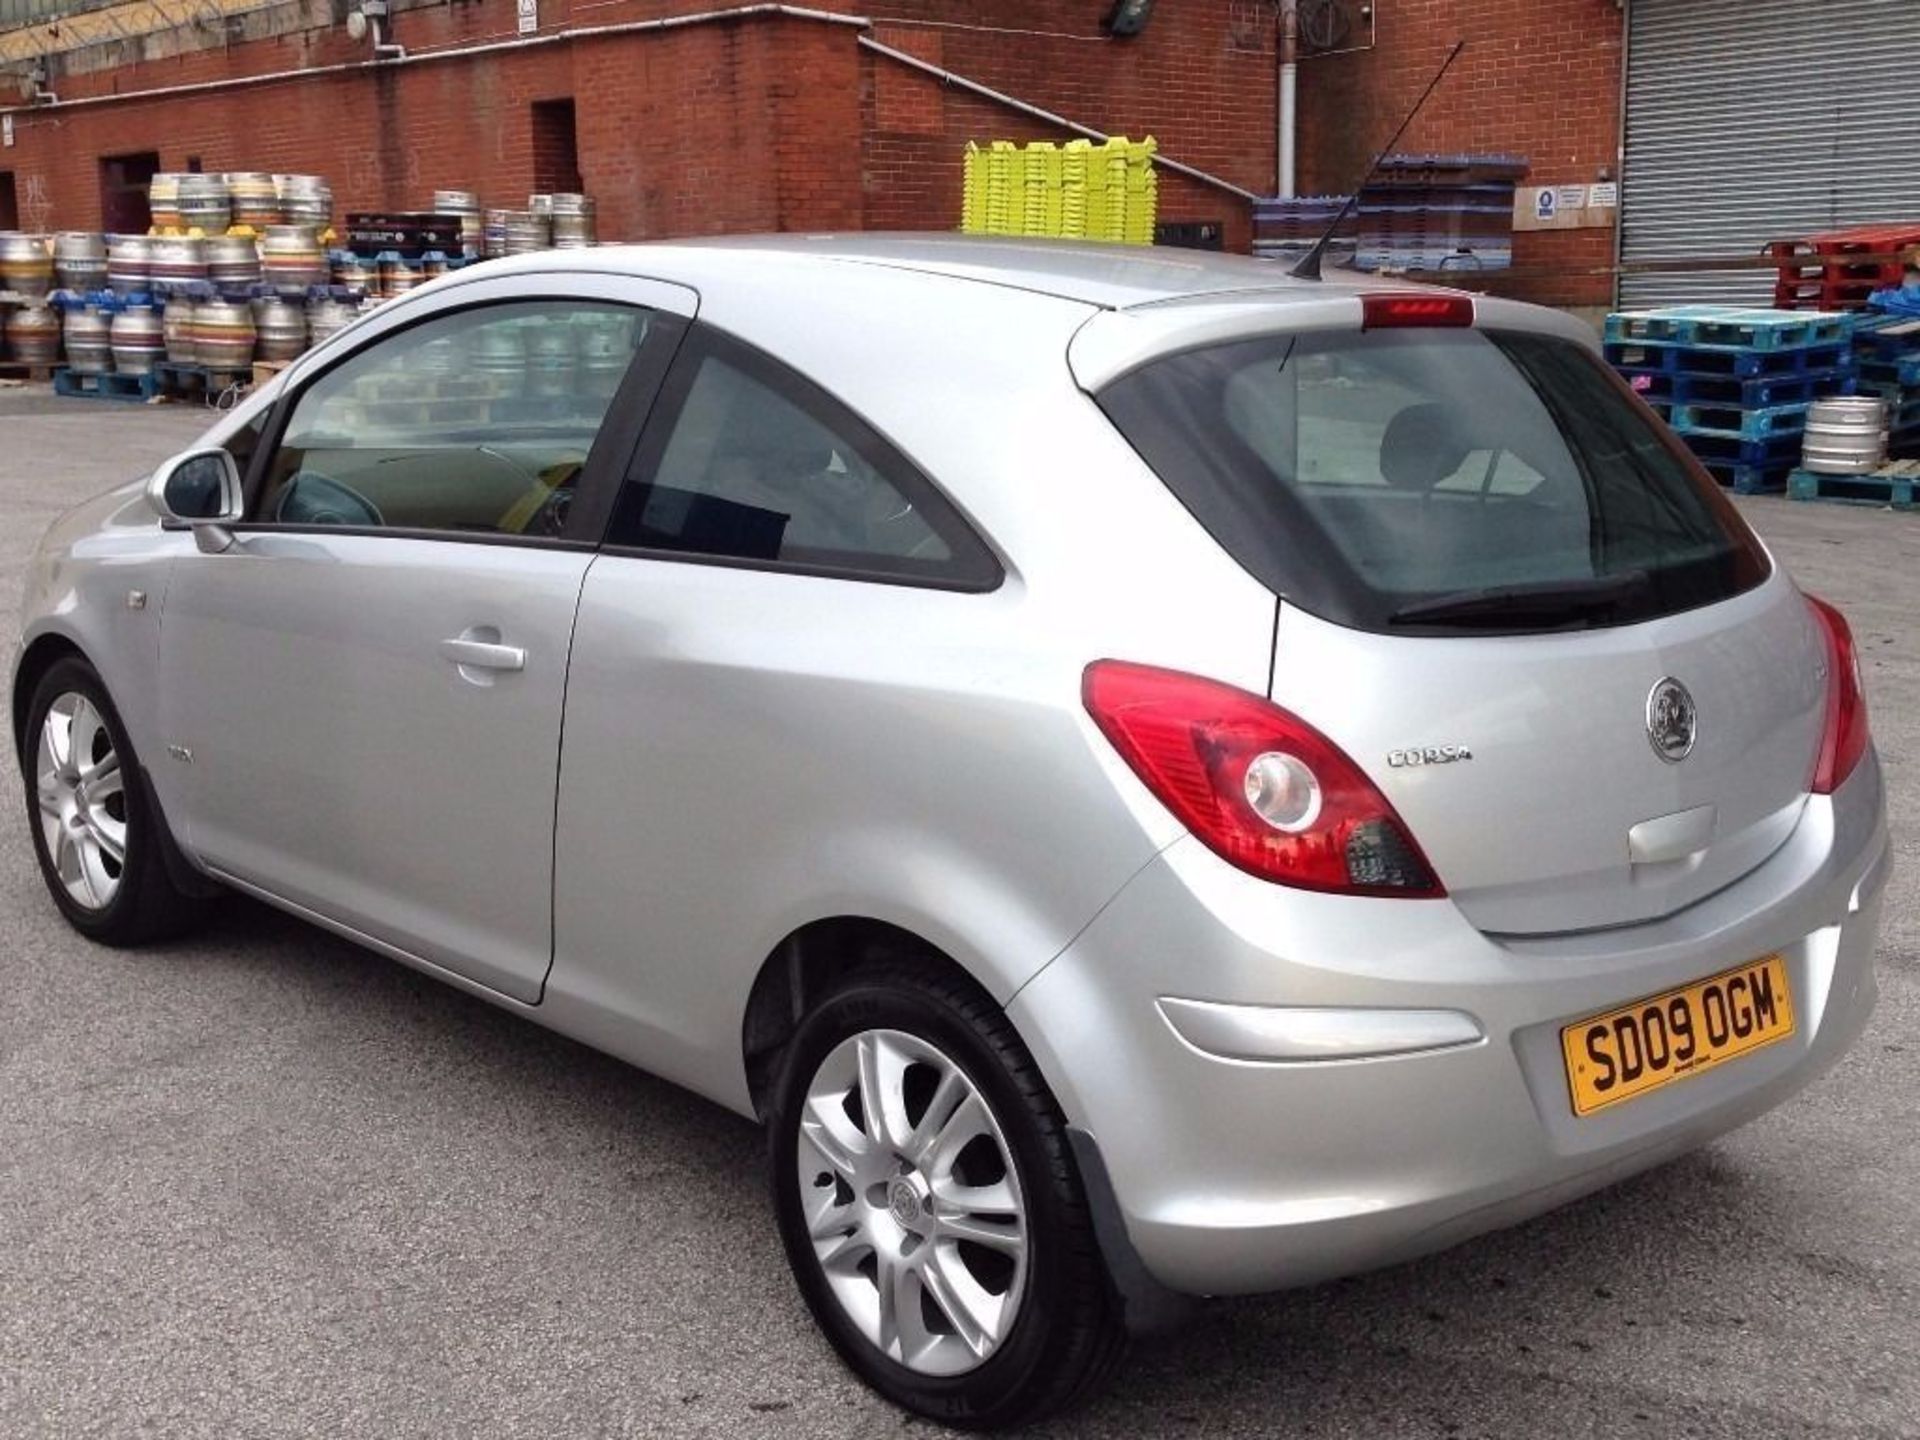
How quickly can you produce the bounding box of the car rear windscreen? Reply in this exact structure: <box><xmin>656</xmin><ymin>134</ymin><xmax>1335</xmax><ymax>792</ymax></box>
<box><xmin>1096</xmin><ymin>327</ymin><xmax>1770</xmax><ymax>634</ymax></box>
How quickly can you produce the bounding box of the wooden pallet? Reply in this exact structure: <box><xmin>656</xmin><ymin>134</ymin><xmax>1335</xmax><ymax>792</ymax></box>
<box><xmin>0</xmin><ymin>359</ymin><xmax>56</xmax><ymax>384</ymax></box>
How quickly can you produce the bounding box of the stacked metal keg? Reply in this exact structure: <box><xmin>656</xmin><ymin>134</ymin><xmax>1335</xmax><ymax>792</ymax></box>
<box><xmin>176</xmin><ymin>174</ymin><xmax>232</xmax><ymax>236</ymax></box>
<box><xmin>53</xmin><ymin>233</ymin><xmax>109</xmax><ymax>292</ymax></box>
<box><xmin>434</xmin><ymin>190</ymin><xmax>484</xmax><ymax>257</ymax></box>
<box><xmin>1</xmin><ymin>233</ymin><xmax>54</xmax><ymax>297</ymax></box>
<box><xmin>147</xmin><ymin>235</ymin><xmax>210</xmax><ymax>294</ymax></box>
<box><xmin>196</xmin><ymin>299</ymin><xmax>259</xmax><ymax>370</ymax></box>
<box><xmin>164</xmin><ymin>295</ymin><xmax>200</xmax><ymax>365</ymax></box>
<box><xmin>278</xmin><ymin>176</ymin><xmax>333</xmax><ymax>231</ymax></box>
<box><xmin>260</xmin><ymin>226</ymin><xmax>329</xmax><ymax>298</ymax></box>
<box><xmin>6</xmin><ymin>302</ymin><xmax>60</xmax><ymax>365</ymax></box>
<box><xmin>226</xmin><ymin>173</ymin><xmax>282</xmax><ymax>231</ymax></box>
<box><xmin>483</xmin><ymin>209</ymin><xmax>510</xmax><ymax>258</ymax></box>
<box><xmin>549</xmin><ymin>194</ymin><xmax>597</xmax><ymax>248</ymax></box>
<box><xmin>107</xmin><ymin>235</ymin><xmax>154</xmax><ymax>295</ymax></box>
<box><xmin>109</xmin><ymin>305</ymin><xmax>165</xmax><ymax>376</ymax></box>
<box><xmin>504</xmin><ymin>210</ymin><xmax>552</xmax><ymax>255</ymax></box>
<box><xmin>148</xmin><ymin>173</ymin><xmax>184</xmax><ymax>232</ymax></box>
<box><xmin>206</xmin><ymin>234</ymin><xmax>264</xmax><ymax>295</ymax></box>
<box><xmin>251</xmin><ymin>295</ymin><xmax>308</xmax><ymax>363</ymax></box>
<box><xmin>306</xmin><ymin>295</ymin><xmax>358</xmax><ymax>350</ymax></box>
<box><xmin>62</xmin><ymin>304</ymin><xmax>114</xmax><ymax>374</ymax></box>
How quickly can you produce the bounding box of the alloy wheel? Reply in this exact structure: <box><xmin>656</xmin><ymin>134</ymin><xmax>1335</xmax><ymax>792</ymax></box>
<box><xmin>36</xmin><ymin>691</ymin><xmax>128</xmax><ymax>911</ymax></box>
<box><xmin>794</xmin><ymin>1028</ymin><xmax>1029</xmax><ymax>1377</ymax></box>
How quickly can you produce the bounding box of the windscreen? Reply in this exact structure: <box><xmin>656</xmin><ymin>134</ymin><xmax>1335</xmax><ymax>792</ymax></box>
<box><xmin>1097</xmin><ymin>328</ymin><xmax>1770</xmax><ymax>633</ymax></box>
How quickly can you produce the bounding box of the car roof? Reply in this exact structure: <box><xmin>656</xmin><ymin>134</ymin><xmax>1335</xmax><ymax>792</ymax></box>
<box><xmin>490</xmin><ymin>232</ymin><xmax>1382</xmax><ymax>312</ymax></box>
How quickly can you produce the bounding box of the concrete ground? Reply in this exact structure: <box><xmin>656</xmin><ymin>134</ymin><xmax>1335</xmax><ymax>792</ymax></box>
<box><xmin>0</xmin><ymin>387</ymin><xmax>1914</xmax><ymax>1440</ymax></box>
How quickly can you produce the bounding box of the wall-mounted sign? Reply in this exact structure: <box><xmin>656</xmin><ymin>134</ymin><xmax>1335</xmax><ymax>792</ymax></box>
<box><xmin>516</xmin><ymin>0</ymin><xmax>537</xmax><ymax>35</ymax></box>
<box><xmin>1514</xmin><ymin>183</ymin><xmax>1618</xmax><ymax>232</ymax></box>
<box><xmin>2</xmin><ymin>115</ymin><xmax>13</xmax><ymax>149</ymax></box>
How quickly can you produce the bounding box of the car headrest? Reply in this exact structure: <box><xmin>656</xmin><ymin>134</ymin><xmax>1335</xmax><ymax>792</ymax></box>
<box><xmin>1379</xmin><ymin>401</ymin><xmax>1472</xmax><ymax>491</ymax></box>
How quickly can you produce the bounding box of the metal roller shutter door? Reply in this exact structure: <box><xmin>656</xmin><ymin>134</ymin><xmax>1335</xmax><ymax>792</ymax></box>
<box><xmin>1621</xmin><ymin>0</ymin><xmax>1920</xmax><ymax>308</ymax></box>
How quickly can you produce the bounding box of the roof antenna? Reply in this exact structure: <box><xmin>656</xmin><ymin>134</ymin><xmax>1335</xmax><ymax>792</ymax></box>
<box><xmin>1291</xmin><ymin>39</ymin><xmax>1467</xmax><ymax>281</ymax></box>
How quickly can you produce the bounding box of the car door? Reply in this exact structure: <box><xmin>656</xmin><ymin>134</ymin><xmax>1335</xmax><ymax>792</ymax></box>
<box><xmin>156</xmin><ymin>275</ymin><xmax>693</xmax><ymax>1004</ymax></box>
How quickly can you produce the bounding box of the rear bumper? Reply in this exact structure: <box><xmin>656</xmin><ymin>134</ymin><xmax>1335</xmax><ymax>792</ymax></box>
<box><xmin>1010</xmin><ymin>753</ymin><xmax>1889</xmax><ymax>1298</ymax></box>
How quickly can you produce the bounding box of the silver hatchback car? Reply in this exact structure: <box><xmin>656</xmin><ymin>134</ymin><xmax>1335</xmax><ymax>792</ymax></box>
<box><xmin>15</xmin><ymin>237</ymin><xmax>1888</xmax><ymax>1428</ymax></box>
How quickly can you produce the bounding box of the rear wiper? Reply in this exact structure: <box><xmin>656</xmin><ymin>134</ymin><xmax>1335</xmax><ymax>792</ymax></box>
<box><xmin>1388</xmin><ymin>571</ymin><xmax>1650</xmax><ymax>628</ymax></box>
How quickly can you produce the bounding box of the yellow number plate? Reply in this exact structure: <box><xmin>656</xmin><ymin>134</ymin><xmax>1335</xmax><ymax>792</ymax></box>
<box><xmin>1561</xmin><ymin>956</ymin><xmax>1794</xmax><ymax>1117</ymax></box>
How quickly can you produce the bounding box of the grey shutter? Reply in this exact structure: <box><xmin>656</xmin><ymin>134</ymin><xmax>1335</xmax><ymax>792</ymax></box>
<box><xmin>1621</xmin><ymin>0</ymin><xmax>1920</xmax><ymax>308</ymax></box>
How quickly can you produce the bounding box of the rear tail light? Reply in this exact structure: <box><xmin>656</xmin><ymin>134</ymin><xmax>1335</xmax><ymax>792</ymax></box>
<box><xmin>1082</xmin><ymin>660</ymin><xmax>1444</xmax><ymax>897</ymax></box>
<box><xmin>1361</xmin><ymin>293</ymin><xmax>1475</xmax><ymax>329</ymax></box>
<box><xmin>1806</xmin><ymin>594</ymin><xmax>1870</xmax><ymax>795</ymax></box>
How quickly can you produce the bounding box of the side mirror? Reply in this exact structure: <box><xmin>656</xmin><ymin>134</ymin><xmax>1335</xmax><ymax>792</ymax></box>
<box><xmin>147</xmin><ymin>448</ymin><xmax>244</xmax><ymax>553</ymax></box>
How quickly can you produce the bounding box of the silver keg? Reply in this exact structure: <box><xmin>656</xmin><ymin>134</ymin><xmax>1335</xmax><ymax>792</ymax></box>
<box><xmin>548</xmin><ymin>194</ymin><xmax>596</xmax><ymax>249</ymax></box>
<box><xmin>109</xmin><ymin>304</ymin><xmax>165</xmax><ymax>376</ymax></box>
<box><xmin>53</xmin><ymin>232</ymin><xmax>109</xmax><ymax>294</ymax></box>
<box><xmin>63</xmin><ymin>303</ymin><xmax>115</xmax><ymax>374</ymax></box>
<box><xmin>251</xmin><ymin>295</ymin><xmax>308</xmax><ymax>363</ymax></box>
<box><xmin>1802</xmin><ymin>396</ymin><xmax>1890</xmax><ymax>476</ymax></box>
<box><xmin>176</xmin><ymin>174</ymin><xmax>232</xmax><ymax>236</ymax></box>
<box><xmin>106</xmin><ymin>235</ymin><xmax>153</xmax><ymax>295</ymax></box>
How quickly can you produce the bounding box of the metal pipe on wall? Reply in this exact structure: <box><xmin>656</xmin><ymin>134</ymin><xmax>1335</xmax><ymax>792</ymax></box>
<box><xmin>1278</xmin><ymin>0</ymin><xmax>1299</xmax><ymax>198</ymax></box>
<box><xmin>856</xmin><ymin>35</ymin><xmax>1262</xmax><ymax>202</ymax></box>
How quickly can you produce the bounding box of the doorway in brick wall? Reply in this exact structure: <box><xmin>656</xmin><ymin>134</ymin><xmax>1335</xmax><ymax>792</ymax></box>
<box><xmin>100</xmin><ymin>151</ymin><xmax>159</xmax><ymax>235</ymax></box>
<box><xmin>0</xmin><ymin>172</ymin><xmax>18</xmax><ymax>230</ymax></box>
<box><xmin>531</xmin><ymin>99</ymin><xmax>582</xmax><ymax>195</ymax></box>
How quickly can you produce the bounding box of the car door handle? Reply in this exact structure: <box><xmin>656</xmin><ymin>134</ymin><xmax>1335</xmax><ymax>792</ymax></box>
<box><xmin>441</xmin><ymin>638</ymin><xmax>526</xmax><ymax>672</ymax></box>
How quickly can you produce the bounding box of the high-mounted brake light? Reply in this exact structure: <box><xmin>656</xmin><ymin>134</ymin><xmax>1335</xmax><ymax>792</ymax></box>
<box><xmin>1806</xmin><ymin>594</ymin><xmax>1870</xmax><ymax>795</ymax></box>
<box><xmin>1361</xmin><ymin>293</ymin><xmax>1475</xmax><ymax>329</ymax></box>
<box><xmin>1082</xmin><ymin>661</ymin><xmax>1445</xmax><ymax>897</ymax></box>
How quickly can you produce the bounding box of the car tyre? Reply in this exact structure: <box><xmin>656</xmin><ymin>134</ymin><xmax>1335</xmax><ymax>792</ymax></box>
<box><xmin>22</xmin><ymin>656</ymin><xmax>211</xmax><ymax>946</ymax></box>
<box><xmin>768</xmin><ymin>958</ymin><xmax>1125</xmax><ymax>1429</ymax></box>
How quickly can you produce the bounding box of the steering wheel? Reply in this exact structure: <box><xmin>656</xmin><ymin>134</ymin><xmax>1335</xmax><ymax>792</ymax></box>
<box><xmin>275</xmin><ymin>472</ymin><xmax>385</xmax><ymax>528</ymax></box>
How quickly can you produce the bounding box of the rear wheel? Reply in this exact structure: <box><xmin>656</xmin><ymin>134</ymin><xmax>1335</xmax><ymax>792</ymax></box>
<box><xmin>23</xmin><ymin>657</ymin><xmax>210</xmax><ymax>945</ymax></box>
<box><xmin>768</xmin><ymin>961</ymin><xmax>1124</xmax><ymax>1429</ymax></box>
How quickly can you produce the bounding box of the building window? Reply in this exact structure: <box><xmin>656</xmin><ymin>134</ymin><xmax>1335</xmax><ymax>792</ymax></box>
<box><xmin>0</xmin><ymin>172</ymin><xmax>18</xmax><ymax>231</ymax></box>
<box><xmin>99</xmin><ymin>152</ymin><xmax>159</xmax><ymax>235</ymax></box>
<box><xmin>531</xmin><ymin>98</ymin><xmax>582</xmax><ymax>195</ymax></box>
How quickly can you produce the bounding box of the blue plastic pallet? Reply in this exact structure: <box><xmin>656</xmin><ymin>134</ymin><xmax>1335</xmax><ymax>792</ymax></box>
<box><xmin>1606</xmin><ymin>306</ymin><xmax>1852</xmax><ymax>351</ymax></box>
<box><xmin>1851</xmin><ymin>314</ymin><xmax>1920</xmax><ymax>356</ymax></box>
<box><xmin>51</xmin><ymin>366</ymin><xmax>159</xmax><ymax>402</ymax></box>
<box><xmin>1697</xmin><ymin>457</ymin><xmax>1795</xmax><ymax>495</ymax></box>
<box><xmin>1858</xmin><ymin>353</ymin><xmax>1920</xmax><ymax>389</ymax></box>
<box><xmin>1678</xmin><ymin>428</ymin><xmax>1805</xmax><ymax>468</ymax></box>
<box><xmin>1614</xmin><ymin>365</ymin><xmax>1853</xmax><ymax>408</ymax></box>
<box><xmin>1787</xmin><ymin>465</ymin><xmax>1920</xmax><ymax>509</ymax></box>
<box><xmin>1668</xmin><ymin>400</ymin><xmax>1812</xmax><ymax>441</ymax></box>
<box><xmin>1606</xmin><ymin>340</ymin><xmax>1852</xmax><ymax>379</ymax></box>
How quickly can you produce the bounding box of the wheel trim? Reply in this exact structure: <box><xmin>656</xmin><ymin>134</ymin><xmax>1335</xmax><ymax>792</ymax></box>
<box><xmin>795</xmin><ymin>1028</ymin><xmax>1030</xmax><ymax>1378</ymax></box>
<box><xmin>36</xmin><ymin>692</ymin><xmax>127</xmax><ymax>911</ymax></box>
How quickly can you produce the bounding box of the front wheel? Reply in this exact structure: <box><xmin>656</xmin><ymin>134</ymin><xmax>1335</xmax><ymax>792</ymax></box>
<box><xmin>767</xmin><ymin>962</ymin><xmax>1124</xmax><ymax>1429</ymax></box>
<box><xmin>23</xmin><ymin>656</ymin><xmax>211</xmax><ymax>945</ymax></box>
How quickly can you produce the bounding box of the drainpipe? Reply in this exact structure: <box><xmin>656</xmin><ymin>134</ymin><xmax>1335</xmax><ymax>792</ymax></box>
<box><xmin>1277</xmin><ymin>0</ymin><xmax>1298</xmax><ymax>197</ymax></box>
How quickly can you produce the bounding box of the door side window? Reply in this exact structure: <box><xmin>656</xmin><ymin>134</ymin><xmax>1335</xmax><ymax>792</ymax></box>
<box><xmin>258</xmin><ymin>301</ymin><xmax>650</xmax><ymax>539</ymax></box>
<box><xmin>605</xmin><ymin>329</ymin><xmax>1000</xmax><ymax>589</ymax></box>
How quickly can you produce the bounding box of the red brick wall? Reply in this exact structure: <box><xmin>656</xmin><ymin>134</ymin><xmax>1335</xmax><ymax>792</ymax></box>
<box><xmin>0</xmin><ymin>0</ymin><xmax>1272</xmax><ymax>249</ymax></box>
<box><xmin>0</xmin><ymin>0</ymin><xmax>1625</xmax><ymax>303</ymax></box>
<box><xmin>1297</xmin><ymin>0</ymin><xmax>1625</xmax><ymax>306</ymax></box>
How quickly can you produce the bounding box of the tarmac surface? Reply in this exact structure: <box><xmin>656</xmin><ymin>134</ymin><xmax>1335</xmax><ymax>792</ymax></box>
<box><xmin>0</xmin><ymin>388</ymin><xmax>1915</xmax><ymax>1438</ymax></box>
